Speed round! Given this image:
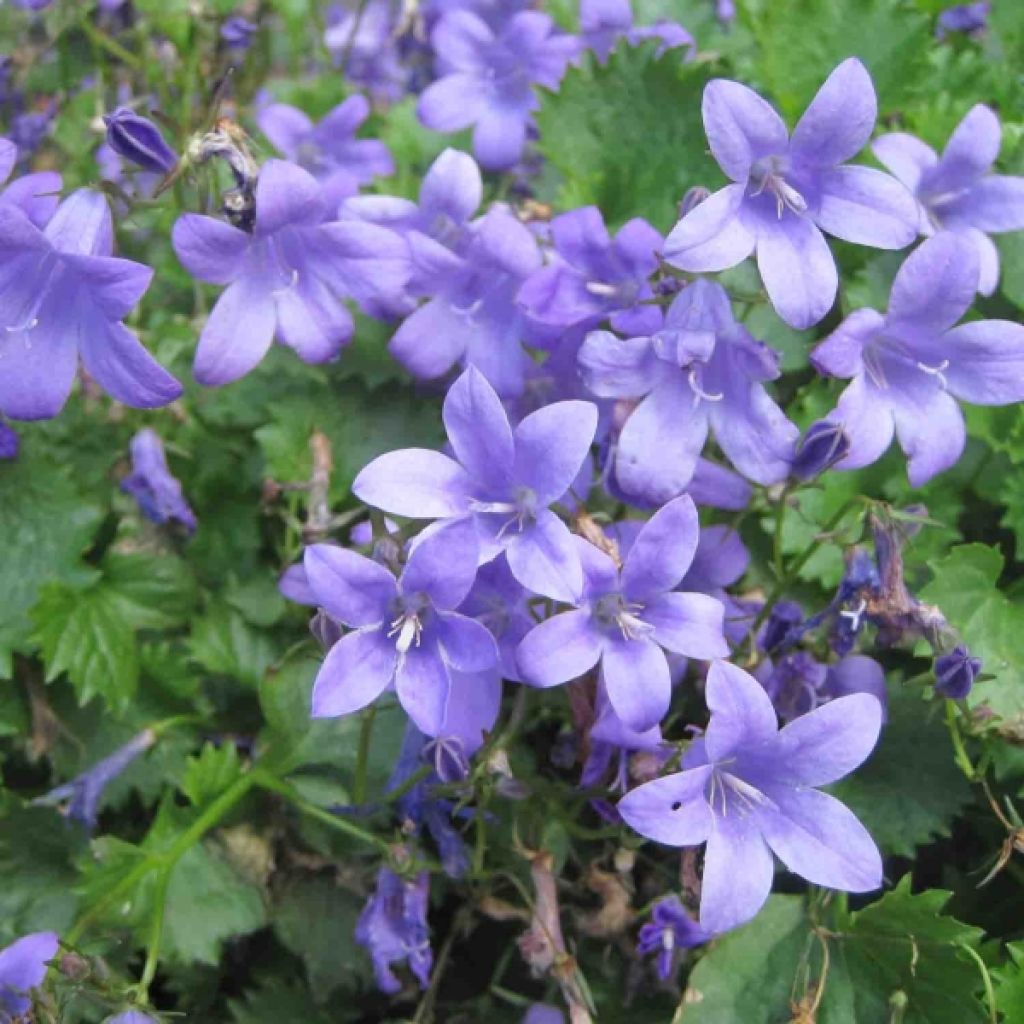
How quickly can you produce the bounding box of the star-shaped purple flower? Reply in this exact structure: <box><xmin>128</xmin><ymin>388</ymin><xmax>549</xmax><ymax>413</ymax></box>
<box><xmin>618</xmin><ymin>661</ymin><xmax>883</xmax><ymax>933</ymax></box>
<box><xmin>812</xmin><ymin>232</ymin><xmax>1024</xmax><ymax>485</ymax></box>
<box><xmin>418</xmin><ymin>10</ymin><xmax>579</xmax><ymax>170</ymax></box>
<box><xmin>579</xmin><ymin>278</ymin><xmax>798</xmax><ymax>503</ymax></box>
<box><xmin>664</xmin><ymin>58</ymin><xmax>918</xmax><ymax>328</ymax></box>
<box><xmin>0</xmin><ymin>190</ymin><xmax>182</xmax><ymax>420</ymax></box>
<box><xmin>354</xmin><ymin>367</ymin><xmax>598</xmax><ymax>602</ymax></box>
<box><xmin>0</xmin><ymin>136</ymin><xmax>60</xmax><ymax>227</ymax></box>
<box><xmin>873</xmin><ymin>104</ymin><xmax>1024</xmax><ymax>296</ymax></box>
<box><xmin>517</xmin><ymin>206</ymin><xmax>662</xmax><ymax>336</ymax></box>
<box><xmin>517</xmin><ymin>496</ymin><xmax>728</xmax><ymax>731</ymax></box>
<box><xmin>120</xmin><ymin>428</ymin><xmax>197</xmax><ymax>533</ymax></box>
<box><xmin>636</xmin><ymin>896</ymin><xmax>708</xmax><ymax>980</ymax></box>
<box><xmin>0</xmin><ymin>932</ymin><xmax>58</xmax><ymax>1019</ymax></box>
<box><xmin>257</xmin><ymin>95</ymin><xmax>394</xmax><ymax>209</ymax></box>
<box><xmin>304</xmin><ymin>517</ymin><xmax>497</xmax><ymax>737</ymax></box>
<box><xmin>171</xmin><ymin>159</ymin><xmax>408</xmax><ymax>385</ymax></box>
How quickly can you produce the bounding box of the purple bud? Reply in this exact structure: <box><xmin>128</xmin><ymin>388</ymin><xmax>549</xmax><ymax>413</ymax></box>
<box><xmin>103</xmin><ymin>108</ymin><xmax>178</xmax><ymax>175</ymax></box>
<box><xmin>934</xmin><ymin>645</ymin><xmax>982</xmax><ymax>699</ymax></box>
<box><xmin>790</xmin><ymin>420</ymin><xmax>851</xmax><ymax>481</ymax></box>
<box><xmin>423</xmin><ymin>736</ymin><xmax>470</xmax><ymax>784</ymax></box>
<box><xmin>0</xmin><ymin>423</ymin><xmax>18</xmax><ymax>460</ymax></box>
<box><xmin>758</xmin><ymin>600</ymin><xmax>803</xmax><ymax>653</ymax></box>
<box><xmin>220</xmin><ymin>16</ymin><xmax>258</xmax><ymax>50</ymax></box>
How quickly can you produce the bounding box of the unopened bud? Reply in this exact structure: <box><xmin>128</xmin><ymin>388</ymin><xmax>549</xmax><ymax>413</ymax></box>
<box><xmin>934</xmin><ymin>645</ymin><xmax>982</xmax><ymax>700</ymax></box>
<box><xmin>103</xmin><ymin>108</ymin><xmax>178</xmax><ymax>175</ymax></box>
<box><xmin>790</xmin><ymin>419</ymin><xmax>851</xmax><ymax>481</ymax></box>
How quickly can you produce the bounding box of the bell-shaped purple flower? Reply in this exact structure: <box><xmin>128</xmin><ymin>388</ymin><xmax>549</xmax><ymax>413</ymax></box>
<box><xmin>873</xmin><ymin>105</ymin><xmax>1024</xmax><ymax>295</ymax></box>
<box><xmin>304</xmin><ymin>517</ymin><xmax>497</xmax><ymax>736</ymax></box>
<box><xmin>120</xmin><ymin>428</ymin><xmax>197</xmax><ymax>532</ymax></box>
<box><xmin>353</xmin><ymin>367</ymin><xmax>598</xmax><ymax>602</ymax></box>
<box><xmin>664</xmin><ymin>59</ymin><xmax>918</xmax><ymax>328</ymax></box>
<box><xmin>0</xmin><ymin>932</ymin><xmax>58</xmax><ymax>1018</ymax></box>
<box><xmin>103</xmin><ymin>107</ymin><xmax>178</xmax><ymax>176</ymax></box>
<box><xmin>518</xmin><ymin>206</ymin><xmax>662</xmax><ymax>336</ymax></box>
<box><xmin>257</xmin><ymin>95</ymin><xmax>394</xmax><ymax>209</ymax></box>
<box><xmin>0</xmin><ymin>136</ymin><xmax>60</xmax><ymax>227</ymax></box>
<box><xmin>356</xmin><ymin>867</ymin><xmax>432</xmax><ymax>994</ymax></box>
<box><xmin>934</xmin><ymin>645</ymin><xmax>982</xmax><ymax>700</ymax></box>
<box><xmin>171</xmin><ymin>159</ymin><xmax>409</xmax><ymax>385</ymax></box>
<box><xmin>418</xmin><ymin>10</ymin><xmax>579</xmax><ymax>170</ymax></box>
<box><xmin>580</xmin><ymin>278</ymin><xmax>798</xmax><ymax>503</ymax></box>
<box><xmin>619</xmin><ymin>661</ymin><xmax>883</xmax><ymax>933</ymax></box>
<box><xmin>812</xmin><ymin>232</ymin><xmax>1024</xmax><ymax>485</ymax></box>
<box><xmin>517</xmin><ymin>496</ymin><xmax>728</xmax><ymax>731</ymax></box>
<box><xmin>790</xmin><ymin>419</ymin><xmax>851</xmax><ymax>481</ymax></box>
<box><xmin>636</xmin><ymin>896</ymin><xmax>708</xmax><ymax>979</ymax></box>
<box><xmin>36</xmin><ymin>729</ymin><xmax>156</xmax><ymax>831</ymax></box>
<box><xmin>0</xmin><ymin>190</ymin><xmax>182</xmax><ymax>420</ymax></box>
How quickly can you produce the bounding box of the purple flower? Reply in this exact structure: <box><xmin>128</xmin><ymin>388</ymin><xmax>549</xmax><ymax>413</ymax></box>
<box><xmin>356</xmin><ymin>867</ymin><xmax>432</xmax><ymax>994</ymax></box>
<box><xmin>522</xmin><ymin>1005</ymin><xmax>564</xmax><ymax>1024</ymax></box>
<box><xmin>790</xmin><ymin>419</ymin><xmax>851</xmax><ymax>481</ymax></box>
<box><xmin>934</xmin><ymin>645</ymin><xmax>981</xmax><ymax>700</ymax></box>
<box><xmin>936</xmin><ymin>2</ymin><xmax>989</xmax><ymax>38</ymax></box>
<box><xmin>105</xmin><ymin>1011</ymin><xmax>159</xmax><ymax>1023</ymax></box>
<box><xmin>457</xmin><ymin>558</ymin><xmax>534</xmax><ymax>680</ymax></box>
<box><xmin>664</xmin><ymin>59</ymin><xmax>918</xmax><ymax>328</ymax></box>
<box><xmin>0</xmin><ymin>422</ymin><xmax>18</xmax><ymax>460</ymax></box>
<box><xmin>759</xmin><ymin>652</ymin><xmax>886</xmax><ymax>724</ymax></box>
<box><xmin>580</xmin><ymin>0</ymin><xmax>694</xmax><ymax>63</ymax></box>
<box><xmin>873</xmin><ymin>105</ymin><xmax>1024</xmax><ymax>295</ymax></box>
<box><xmin>257</xmin><ymin>96</ymin><xmax>394</xmax><ymax>209</ymax></box>
<box><xmin>171</xmin><ymin>159</ymin><xmax>408</xmax><ymax>385</ymax></box>
<box><xmin>304</xmin><ymin>517</ymin><xmax>497</xmax><ymax>736</ymax></box>
<box><xmin>582</xmin><ymin>684</ymin><xmax>670</xmax><ymax>791</ymax></box>
<box><xmin>103</xmin><ymin>108</ymin><xmax>178</xmax><ymax>176</ymax></box>
<box><xmin>0</xmin><ymin>190</ymin><xmax>181</xmax><ymax>420</ymax></box>
<box><xmin>636</xmin><ymin>896</ymin><xmax>708</xmax><ymax>979</ymax></box>
<box><xmin>0</xmin><ymin>137</ymin><xmax>61</xmax><ymax>228</ymax></box>
<box><xmin>579</xmin><ymin>278</ymin><xmax>798</xmax><ymax>503</ymax></box>
<box><xmin>325</xmin><ymin>1</ymin><xmax>409</xmax><ymax>101</ymax></box>
<box><xmin>0</xmin><ymin>932</ymin><xmax>58</xmax><ymax>1018</ymax></box>
<box><xmin>121</xmin><ymin>428</ymin><xmax>197</xmax><ymax>532</ymax></box>
<box><xmin>354</xmin><ymin>367</ymin><xmax>598</xmax><ymax>602</ymax></box>
<box><xmin>812</xmin><ymin>232</ymin><xmax>1024</xmax><ymax>485</ymax></box>
<box><xmin>36</xmin><ymin>729</ymin><xmax>155</xmax><ymax>831</ymax></box>
<box><xmin>618</xmin><ymin>661</ymin><xmax>883</xmax><ymax>933</ymax></box>
<box><xmin>12</xmin><ymin>0</ymin><xmax>52</xmax><ymax>10</ymax></box>
<box><xmin>418</xmin><ymin>10</ymin><xmax>579</xmax><ymax>170</ymax></box>
<box><xmin>518</xmin><ymin>206</ymin><xmax>662</xmax><ymax>336</ymax></box>
<box><xmin>517</xmin><ymin>496</ymin><xmax>727</xmax><ymax>730</ymax></box>
<box><xmin>220</xmin><ymin>15</ymin><xmax>258</xmax><ymax>49</ymax></box>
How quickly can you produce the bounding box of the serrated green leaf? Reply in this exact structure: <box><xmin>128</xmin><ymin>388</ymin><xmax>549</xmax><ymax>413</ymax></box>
<box><xmin>536</xmin><ymin>44</ymin><xmax>717</xmax><ymax>232</ymax></box>
<box><xmin>189</xmin><ymin>604</ymin><xmax>277</xmax><ymax>688</ymax></box>
<box><xmin>228</xmin><ymin>980</ymin><xmax>337</xmax><ymax>1024</ymax></box>
<box><xmin>830</xmin><ymin>686</ymin><xmax>973</xmax><ymax>857</ymax></box>
<box><xmin>993</xmin><ymin>942</ymin><xmax>1024</xmax><ymax>1020</ymax></box>
<box><xmin>102</xmin><ymin>550</ymin><xmax>198</xmax><ymax>630</ymax></box>
<box><xmin>919</xmin><ymin>544</ymin><xmax>1024</xmax><ymax>723</ymax></box>
<box><xmin>182</xmin><ymin>743</ymin><xmax>244</xmax><ymax>809</ymax></box>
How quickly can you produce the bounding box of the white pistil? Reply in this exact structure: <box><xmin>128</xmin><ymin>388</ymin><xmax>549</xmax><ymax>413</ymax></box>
<box><xmin>388</xmin><ymin>613</ymin><xmax>422</xmax><ymax>654</ymax></box>
<box><xmin>917</xmin><ymin>358</ymin><xmax>950</xmax><ymax>390</ymax></box>
<box><xmin>585</xmin><ymin>280</ymin><xmax>618</xmax><ymax>297</ymax></box>
<box><xmin>5</xmin><ymin>317</ymin><xmax>38</xmax><ymax>333</ymax></box>
<box><xmin>688</xmin><ymin>368</ymin><xmax>724</xmax><ymax>408</ymax></box>
<box><xmin>840</xmin><ymin>597</ymin><xmax>867</xmax><ymax>631</ymax></box>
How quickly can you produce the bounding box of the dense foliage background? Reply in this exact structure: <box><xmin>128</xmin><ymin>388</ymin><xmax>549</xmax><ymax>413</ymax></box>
<box><xmin>3</xmin><ymin>0</ymin><xmax>1024</xmax><ymax>1021</ymax></box>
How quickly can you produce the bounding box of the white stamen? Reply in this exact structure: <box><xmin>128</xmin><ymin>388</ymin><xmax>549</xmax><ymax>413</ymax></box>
<box><xmin>917</xmin><ymin>358</ymin><xmax>950</xmax><ymax>390</ymax></box>
<box><xmin>688</xmin><ymin>367</ymin><xmax>724</xmax><ymax>407</ymax></box>
<box><xmin>272</xmin><ymin>268</ymin><xmax>299</xmax><ymax>297</ymax></box>
<box><xmin>839</xmin><ymin>598</ymin><xmax>867</xmax><ymax>631</ymax></box>
<box><xmin>585</xmin><ymin>281</ymin><xmax>618</xmax><ymax>297</ymax></box>
<box><xmin>451</xmin><ymin>298</ymin><xmax>483</xmax><ymax>318</ymax></box>
<box><xmin>388</xmin><ymin>613</ymin><xmax>422</xmax><ymax>654</ymax></box>
<box><xmin>6</xmin><ymin>317</ymin><xmax>38</xmax><ymax>333</ymax></box>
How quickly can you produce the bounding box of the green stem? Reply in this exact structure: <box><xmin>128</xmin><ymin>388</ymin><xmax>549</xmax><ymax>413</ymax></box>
<box><xmin>78</xmin><ymin>16</ymin><xmax>142</xmax><ymax>69</ymax></box>
<box><xmin>138</xmin><ymin>864</ymin><xmax>171</xmax><ymax>997</ymax></box>
<box><xmin>354</xmin><ymin>705</ymin><xmax>376</xmax><ymax>805</ymax></box>
<box><xmin>385</xmin><ymin>764</ymin><xmax>431</xmax><ymax>805</ymax></box>
<box><xmin>959</xmin><ymin>942</ymin><xmax>998</xmax><ymax>1024</ymax></box>
<box><xmin>773</xmin><ymin>484</ymin><xmax>791</xmax><ymax>578</ymax></box>
<box><xmin>253</xmin><ymin>771</ymin><xmax>391</xmax><ymax>853</ymax></box>
<box><xmin>945</xmin><ymin>701</ymin><xmax>976</xmax><ymax>780</ymax></box>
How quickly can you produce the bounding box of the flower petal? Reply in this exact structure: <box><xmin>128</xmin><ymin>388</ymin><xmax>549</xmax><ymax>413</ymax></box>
<box><xmin>621</xmin><ymin>494</ymin><xmax>699</xmax><ymax>599</ymax></box>
<box><xmin>890</xmin><ymin>373</ymin><xmax>966</xmax><ymax>485</ymax></box>
<box><xmin>353</xmin><ymin>449</ymin><xmax>475</xmax><ymax>518</ymax></box>
<box><xmin>311</xmin><ymin>627</ymin><xmax>396</xmax><ymax>718</ymax></box>
<box><xmin>828</xmin><ymin>375</ymin><xmax>896</xmax><ymax>472</ymax></box>
<box><xmin>436</xmin><ymin>611</ymin><xmax>499</xmax><ymax>672</ymax></box>
<box><xmin>617</xmin><ymin>765</ymin><xmax>715</xmax><ymax>846</ymax></box>
<box><xmin>810</xmin><ymin>308</ymin><xmax>884</xmax><ymax>379</ymax></box>
<box><xmin>513</xmin><ymin>400</ymin><xmax>598</xmax><ymax>505</ymax></box>
<box><xmin>871</xmin><ymin>132</ymin><xmax>938</xmax><ymax>193</ymax></box>
<box><xmin>193</xmin><ymin>274</ymin><xmax>277</xmax><ymax>386</ymax></box>
<box><xmin>443</xmin><ymin>367</ymin><xmax>515</xmax><ymax>494</ymax></box>
<box><xmin>578</xmin><ymin>330</ymin><xmax>662</xmax><ymax>399</ymax></box>
<box><xmin>602</xmin><ymin>635</ymin><xmax>671</xmax><ymax>732</ymax></box>
<box><xmin>254</xmin><ymin>159</ymin><xmax>325</xmax><ymax>235</ymax></box>
<box><xmin>515</xmin><ymin>608</ymin><xmax>603</xmax><ymax>687</ymax></box>
<box><xmin>943</xmin><ymin>319</ymin><xmax>1024</xmax><ymax>404</ymax></box>
<box><xmin>643</xmin><ymin>592</ymin><xmax>728</xmax><ymax>659</ymax></box>
<box><xmin>815</xmin><ymin>166</ymin><xmax>918</xmax><ymax>249</ymax></box>
<box><xmin>402</xmin><ymin>517</ymin><xmax>481</xmax><ymax>609</ymax></box>
<box><xmin>303</xmin><ymin>544</ymin><xmax>396</xmax><ymax>627</ymax></box>
<box><xmin>886</xmin><ymin>232</ymin><xmax>977</xmax><ymax>332</ymax></box>
<box><xmin>755</xmin><ymin>214</ymin><xmax>837</xmax><ymax>329</ymax></box>
<box><xmin>759</xmin><ymin>787</ymin><xmax>882</xmax><ymax>892</ymax></box>
<box><xmin>664</xmin><ymin>183</ymin><xmax>755</xmax><ymax>273</ymax></box>
<box><xmin>420</xmin><ymin>147</ymin><xmax>482</xmax><ymax>225</ymax></box>
<box><xmin>395</xmin><ymin>637</ymin><xmax>451</xmax><ymax>736</ymax></box>
<box><xmin>704</xmin><ymin>660</ymin><xmax>778</xmax><ymax>762</ymax></box>
<box><xmin>417</xmin><ymin>74</ymin><xmax>486</xmax><ymax>133</ymax></box>
<box><xmin>440</xmin><ymin>667</ymin><xmax>502</xmax><ymax>754</ymax></box>
<box><xmin>80</xmin><ymin>321</ymin><xmax>183</xmax><ymax>409</ymax></box>
<box><xmin>473</xmin><ymin>106</ymin><xmax>528</xmax><ymax>171</ymax></box>
<box><xmin>947</xmin><ymin>175</ymin><xmax>1024</xmax><ymax>234</ymax></box>
<box><xmin>507</xmin><ymin>507</ymin><xmax>585</xmax><ymax>602</ymax></box>
<box><xmin>702</xmin><ymin>79</ymin><xmax>788</xmax><ymax>183</ymax></box>
<box><xmin>926</xmin><ymin>103</ymin><xmax>1001</xmax><ymax>196</ymax></box>
<box><xmin>790</xmin><ymin>58</ymin><xmax>876</xmax><ymax>168</ymax></box>
<box><xmin>699</xmin><ymin>811</ymin><xmax>775</xmax><ymax>933</ymax></box>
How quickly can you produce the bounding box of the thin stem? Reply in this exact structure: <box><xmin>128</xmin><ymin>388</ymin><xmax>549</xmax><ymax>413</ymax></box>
<box><xmin>773</xmin><ymin>484</ymin><xmax>792</xmax><ymax>578</ymax></box>
<box><xmin>413</xmin><ymin>906</ymin><xmax>472</xmax><ymax>1024</ymax></box>
<box><xmin>354</xmin><ymin>706</ymin><xmax>377</xmax><ymax>805</ymax></box>
<box><xmin>78</xmin><ymin>16</ymin><xmax>142</xmax><ymax>69</ymax></box>
<box><xmin>958</xmin><ymin>942</ymin><xmax>998</xmax><ymax>1024</ymax></box>
<box><xmin>138</xmin><ymin>864</ymin><xmax>171</xmax><ymax>997</ymax></box>
<box><xmin>945</xmin><ymin>701</ymin><xmax>976</xmax><ymax>780</ymax></box>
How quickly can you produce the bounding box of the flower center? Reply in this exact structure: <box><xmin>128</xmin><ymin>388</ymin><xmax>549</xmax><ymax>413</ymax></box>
<box><xmin>707</xmin><ymin>768</ymin><xmax>775</xmax><ymax>818</ymax></box>
<box><xmin>687</xmin><ymin>366</ymin><xmax>724</xmax><ymax>408</ymax></box>
<box><xmin>470</xmin><ymin>487</ymin><xmax>538</xmax><ymax>539</ymax></box>
<box><xmin>750</xmin><ymin>157</ymin><xmax>808</xmax><ymax>218</ymax></box>
<box><xmin>594</xmin><ymin>592</ymin><xmax>654</xmax><ymax>641</ymax></box>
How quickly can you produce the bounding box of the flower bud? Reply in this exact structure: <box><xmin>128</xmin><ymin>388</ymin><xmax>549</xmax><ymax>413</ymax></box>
<box><xmin>758</xmin><ymin>599</ymin><xmax>802</xmax><ymax>653</ymax></box>
<box><xmin>221</xmin><ymin>16</ymin><xmax>258</xmax><ymax>50</ymax></box>
<box><xmin>103</xmin><ymin>107</ymin><xmax>178</xmax><ymax>175</ymax></box>
<box><xmin>934</xmin><ymin>645</ymin><xmax>982</xmax><ymax>699</ymax></box>
<box><xmin>790</xmin><ymin>419</ymin><xmax>851</xmax><ymax>481</ymax></box>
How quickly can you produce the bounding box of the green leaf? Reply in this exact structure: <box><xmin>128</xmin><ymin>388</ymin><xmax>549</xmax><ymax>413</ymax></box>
<box><xmin>830</xmin><ymin>685</ymin><xmax>973</xmax><ymax>857</ymax></box>
<box><xmin>228</xmin><ymin>980</ymin><xmax>337</xmax><ymax>1024</ymax></box>
<box><xmin>272</xmin><ymin>876</ymin><xmax>367</xmax><ymax>997</ymax></box>
<box><xmin>0</xmin><ymin>455</ymin><xmax>103</xmax><ymax>676</ymax></box>
<box><xmin>535</xmin><ymin>44</ymin><xmax>717</xmax><ymax>232</ymax></box>
<box><xmin>189</xmin><ymin>604</ymin><xmax>277</xmax><ymax>688</ymax></box>
<box><xmin>102</xmin><ymin>550</ymin><xmax>198</xmax><ymax>629</ymax></box>
<box><xmin>684</xmin><ymin>880</ymin><xmax>988</xmax><ymax>1023</ymax></box>
<box><xmin>993</xmin><ymin>942</ymin><xmax>1024</xmax><ymax>1021</ymax></box>
<box><xmin>743</xmin><ymin>0</ymin><xmax>933</xmax><ymax>121</ymax></box>
<box><xmin>919</xmin><ymin>544</ymin><xmax>1024</xmax><ymax>722</ymax></box>
<box><xmin>182</xmin><ymin>743</ymin><xmax>244</xmax><ymax>809</ymax></box>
